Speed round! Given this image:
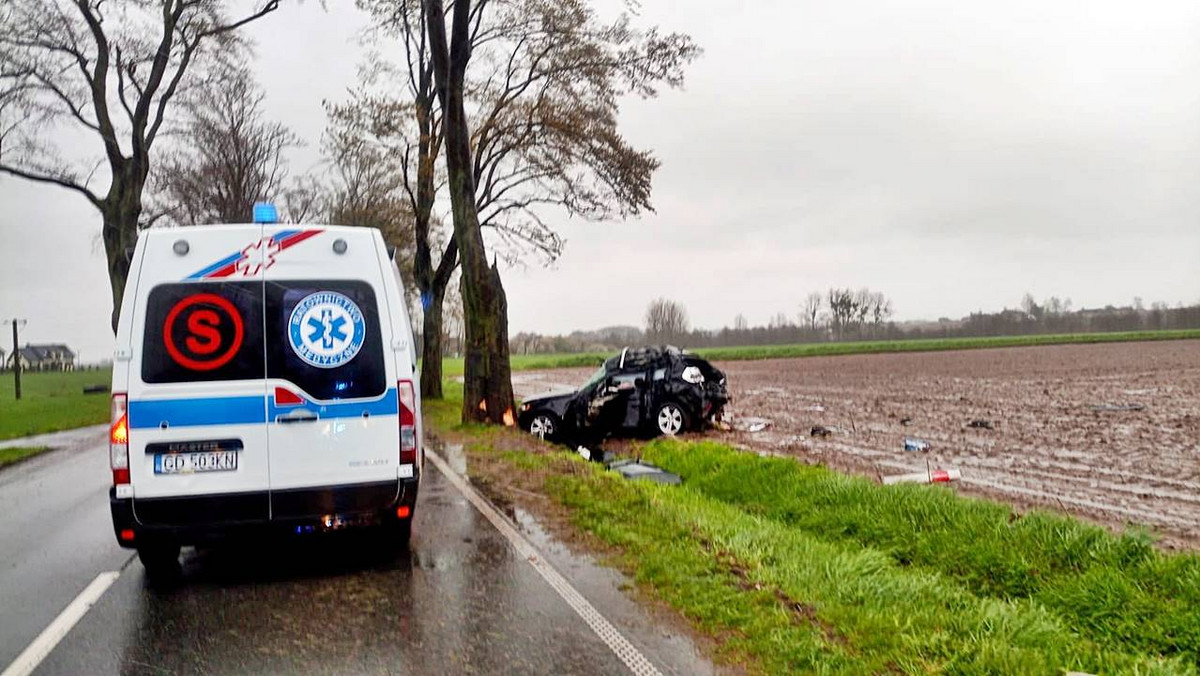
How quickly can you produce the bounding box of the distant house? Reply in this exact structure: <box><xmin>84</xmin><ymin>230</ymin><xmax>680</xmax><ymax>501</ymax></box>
<box><xmin>7</xmin><ymin>344</ymin><xmax>76</xmax><ymax>372</ymax></box>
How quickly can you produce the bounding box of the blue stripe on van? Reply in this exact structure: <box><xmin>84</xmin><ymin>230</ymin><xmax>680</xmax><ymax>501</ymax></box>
<box><xmin>128</xmin><ymin>389</ymin><xmax>398</xmax><ymax>429</ymax></box>
<box><xmin>129</xmin><ymin>396</ymin><xmax>266</xmax><ymax>429</ymax></box>
<box><xmin>184</xmin><ymin>251</ymin><xmax>244</xmax><ymax>280</ymax></box>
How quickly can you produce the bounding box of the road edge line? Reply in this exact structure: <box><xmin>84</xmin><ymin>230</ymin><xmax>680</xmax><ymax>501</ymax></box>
<box><xmin>1</xmin><ymin>571</ymin><xmax>121</xmax><ymax>676</ymax></box>
<box><xmin>426</xmin><ymin>449</ymin><xmax>662</xmax><ymax>676</ymax></box>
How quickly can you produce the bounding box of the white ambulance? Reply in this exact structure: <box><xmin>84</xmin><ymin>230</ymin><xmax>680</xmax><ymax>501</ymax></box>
<box><xmin>109</xmin><ymin>210</ymin><xmax>422</xmax><ymax>578</ymax></box>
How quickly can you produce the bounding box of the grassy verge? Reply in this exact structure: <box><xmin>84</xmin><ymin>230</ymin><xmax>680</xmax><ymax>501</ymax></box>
<box><xmin>0</xmin><ymin>446</ymin><xmax>51</xmax><ymax>468</ymax></box>
<box><xmin>440</xmin><ymin>329</ymin><xmax>1200</xmax><ymax>376</ymax></box>
<box><xmin>427</xmin><ymin>388</ymin><xmax>1200</xmax><ymax>674</ymax></box>
<box><xmin>0</xmin><ymin>369</ymin><xmax>112</xmax><ymax>441</ymax></box>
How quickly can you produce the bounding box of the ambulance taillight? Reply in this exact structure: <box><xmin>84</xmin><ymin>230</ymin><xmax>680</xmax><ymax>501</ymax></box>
<box><xmin>398</xmin><ymin>380</ymin><xmax>417</xmax><ymax>464</ymax></box>
<box><xmin>110</xmin><ymin>394</ymin><xmax>130</xmax><ymax>487</ymax></box>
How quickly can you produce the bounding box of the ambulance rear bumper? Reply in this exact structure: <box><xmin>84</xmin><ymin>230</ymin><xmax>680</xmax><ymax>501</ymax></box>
<box><xmin>110</xmin><ymin>477</ymin><xmax>419</xmax><ymax>547</ymax></box>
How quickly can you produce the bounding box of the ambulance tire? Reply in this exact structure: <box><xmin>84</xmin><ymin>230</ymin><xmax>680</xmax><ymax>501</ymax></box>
<box><xmin>138</xmin><ymin>540</ymin><xmax>182</xmax><ymax>584</ymax></box>
<box><xmin>381</xmin><ymin>517</ymin><xmax>413</xmax><ymax>554</ymax></box>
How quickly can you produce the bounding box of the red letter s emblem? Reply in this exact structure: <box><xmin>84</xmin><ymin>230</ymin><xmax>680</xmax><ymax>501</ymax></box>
<box><xmin>185</xmin><ymin>309</ymin><xmax>222</xmax><ymax>354</ymax></box>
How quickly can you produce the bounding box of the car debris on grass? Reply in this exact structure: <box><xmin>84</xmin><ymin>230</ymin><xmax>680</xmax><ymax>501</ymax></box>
<box><xmin>881</xmin><ymin>468</ymin><xmax>962</xmax><ymax>485</ymax></box>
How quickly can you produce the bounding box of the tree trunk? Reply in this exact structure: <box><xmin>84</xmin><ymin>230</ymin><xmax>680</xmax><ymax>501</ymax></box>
<box><xmin>101</xmin><ymin>169</ymin><xmax>145</xmax><ymax>333</ymax></box>
<box><xmin>420</xmin><ymin>287</ymin><xmax>446</xmax><ymax>399</ymax></box>
<box><xmin>425</xmin><ymin>0</ymin><xmax>515</xmax><ymax>426</ymax></box>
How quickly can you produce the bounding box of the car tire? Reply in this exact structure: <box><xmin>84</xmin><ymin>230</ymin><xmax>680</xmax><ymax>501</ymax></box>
<box><xmin>654</xmin><ymin>401</ymin><xmax>689</xmax><ymax>437</ymax></box>
<box><xmin>137</xmin><ymin>540</ymin><xmax>182</xmax><ymax>584</ymax></box>
<box><xmin>527</xmin><ymin>412</ymin><xmax>559</xmax><ymax>441</ymax></box>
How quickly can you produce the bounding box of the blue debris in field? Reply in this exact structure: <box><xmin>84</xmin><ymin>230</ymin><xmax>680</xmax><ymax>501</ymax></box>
<box><xmin>904</xmin><ymin>438</ymin><xmax>932</xmax><ymax>452</ymax></box>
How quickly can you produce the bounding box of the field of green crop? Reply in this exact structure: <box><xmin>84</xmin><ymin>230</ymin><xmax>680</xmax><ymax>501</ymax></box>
<box><xmin>0</xmin><ymin>369</ymin><xmax>112</xmax><ymax>441</ymax></box>
<box><xmin>440</xmin><ymin>329</ymin><xmax>1200</xmax><ymax>376</ymax></box>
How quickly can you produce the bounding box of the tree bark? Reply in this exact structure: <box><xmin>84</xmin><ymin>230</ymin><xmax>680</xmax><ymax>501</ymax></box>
<box><xmin>101</xmin><ymin>162</ymin><xmax>146</xmax><ymax>332</ymax></box>
<box><xmin>425</xmin><ymin>0</ymin><xmax>515</xmax><ymax>425</ymax></box>
<box><xmin>419</xmin><ymin>286</ymin><xmax>446</xmax><ymax>399</ymax></box>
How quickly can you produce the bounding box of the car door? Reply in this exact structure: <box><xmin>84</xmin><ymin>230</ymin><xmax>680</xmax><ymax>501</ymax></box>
<box><xmin>127</xmin><ymin>227</ymin><xmax>270</xmax><ymax>525</ymax></box>
<box><xmin>260</xmin><ymin>226</ymin><xmax>400</xmax><ymax>517</ymax></box>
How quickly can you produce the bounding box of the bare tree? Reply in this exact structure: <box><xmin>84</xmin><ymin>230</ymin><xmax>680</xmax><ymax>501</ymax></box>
<box><xmin>733</xmin><ymin>313</ymin><xmax>749</xmax><ymax>331</ymax></box>
<box><xmin>827</xmin><ymin>288</ymin><xmax>855</xmax><ymax>339</ymax></box>
<box><xmin>153</xmin><ymin>68</ymin><xmax>299</xmax><ymax>225</ymax></box>
<box><xmin>0</xmin><ymin>0</ymin><xmax>281</xmax><ymax>330</ymax></box>
<box><xmin>424</xmin><ymin>0</ymin><xmax>518</xmax><ymax>425</ymax></box>
<box><xmin>645</xmin><ymin>298</ymin><xmax>689</xmax><ymax>343</ymax></box>
<box><xmin>323</xmin><ymin>108</ymin><xmax>419</xmax><ymax>301</ymax></box>
<box><xmin>354</xmin><ymin>0</ymin><xmax>697</xmax><ymax>401</ymax></box>
<box><xmin>800</xmin><ymin>292</ymin><xmax>822</xmax><ymax>331</ymax></box>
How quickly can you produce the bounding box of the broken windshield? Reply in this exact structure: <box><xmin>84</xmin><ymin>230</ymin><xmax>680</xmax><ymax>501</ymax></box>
<box><xmin>583</xmin><ymin>365</ymin><xmax>607</xmax><ymax>390</ymax></box>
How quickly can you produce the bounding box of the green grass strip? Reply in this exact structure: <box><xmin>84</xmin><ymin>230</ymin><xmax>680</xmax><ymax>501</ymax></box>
<box><xmin>0</xmin><ymin>369</ymin><xmax>111</xmax><ymax>441</ymax></box>
<box><xmin>0</xmin><ymin>446</ymin><xmax>51</xmax><ymax>468</ymax></box>
<box><xmin>539</xmin><ymin>457</ymin><xmax>1190</xmax><ymax>675</ymax></box>
<box><xmin>642</xmin><ymin>439</ymin><xmax>1200</xmax><ymax>666</ymax></box>
<box><xmin>438</xmin><ymin>330</ymin><xmax>1200</xmax><ymax>377</ymax></box>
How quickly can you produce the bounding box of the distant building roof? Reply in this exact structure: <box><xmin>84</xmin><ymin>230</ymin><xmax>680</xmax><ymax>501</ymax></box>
<box><xmin>16</xmin><ymin>344</ymin><xmax>75</xmax><ymax>362</ymax></box>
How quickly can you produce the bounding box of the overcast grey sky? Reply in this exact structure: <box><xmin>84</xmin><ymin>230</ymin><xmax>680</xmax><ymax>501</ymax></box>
<box><xmin>2</xmin><ymin>0</ymin><xmax>1198</xmax><ymax>362</ymax></box>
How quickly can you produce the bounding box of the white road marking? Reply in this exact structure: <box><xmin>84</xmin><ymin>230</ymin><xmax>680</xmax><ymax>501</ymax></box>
<box><xmin>2</xmin><ymin>571</ymin><xmax>121</xmax><ymax>676</ymax></box>
<box><xmin>426</xmin><ymin>449</ymin><xmax>663</xmax><ymax>676</ymax></box>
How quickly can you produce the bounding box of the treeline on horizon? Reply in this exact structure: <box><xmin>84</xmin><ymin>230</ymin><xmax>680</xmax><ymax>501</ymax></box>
<box><xmin>507</xmin><ymin>293</ymin><xmax>1200</xmax><ymax>355</ymax></box>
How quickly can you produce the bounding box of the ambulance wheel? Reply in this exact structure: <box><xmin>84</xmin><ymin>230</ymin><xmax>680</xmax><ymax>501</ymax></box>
<box><xmin>382</xmin><ymin>517</ymin><xmax>412</xmax><ymax>552</ymax></box>
<box><xmin>137</xmin><ymin>540</ymin><xmax>182</xmax><ymax>583</ymax></box>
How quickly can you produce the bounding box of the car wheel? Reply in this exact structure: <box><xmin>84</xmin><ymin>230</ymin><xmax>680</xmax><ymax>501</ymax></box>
<box><xmin>137</xmin><ymin>540</ymin><xmax>182</xmax><ymax>584</ymax></box>
<box><xmin>655</xmin><ymin>402</ymin><xmax>689</xmax><ymax>437</ymax></box>
<box><xmin>528</xmin><ymin>413</ymin><xmax>558</xmax><ymax>440</ymax></box>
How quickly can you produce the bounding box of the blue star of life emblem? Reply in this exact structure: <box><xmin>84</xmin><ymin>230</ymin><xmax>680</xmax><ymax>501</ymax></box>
<box><xmin>288</xmin><ymin>291</ymin><xmax>365</xmax><ymax>368</ymax></box>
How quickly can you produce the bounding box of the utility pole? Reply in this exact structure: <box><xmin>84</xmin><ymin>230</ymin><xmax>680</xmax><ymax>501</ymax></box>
<box><xmin>4</xmin><ymin>319</ymin><xmax>27</xmax><ymax>400</ymax></box>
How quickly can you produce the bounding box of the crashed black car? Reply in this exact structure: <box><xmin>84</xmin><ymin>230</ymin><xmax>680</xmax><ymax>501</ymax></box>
<box><xmin>517</xmin><ymin>346</ymin><xmax>729</xmax><ymax>441</ymax></box>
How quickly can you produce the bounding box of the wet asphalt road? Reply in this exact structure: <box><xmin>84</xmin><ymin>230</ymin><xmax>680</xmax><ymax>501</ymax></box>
<box><xmin>1</xmin><ymin>429</ymin><xmax>714</xmax><ymax>675</ymax></box>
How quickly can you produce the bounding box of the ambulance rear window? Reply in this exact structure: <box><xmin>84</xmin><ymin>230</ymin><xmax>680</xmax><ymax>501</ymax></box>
<box><xmin>265</xmin><ymin>280</ymin><xmax>386</xmax><ymax>401</ymax></box>
<box><xmin>141</xmin><ymin>282</ymin><xmax>264</xmax><ymax>384</ymax></box>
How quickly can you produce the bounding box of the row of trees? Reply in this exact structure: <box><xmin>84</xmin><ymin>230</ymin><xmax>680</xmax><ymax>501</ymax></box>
<box><xmin>503</xmin><ymin>293</ymin><xmax>1200</xmax><ymax>354</ymax></box>
<box><xmin>0</xmin><ymin>0</ymin><xmax>698</xmax><ymax>425</ymax></box>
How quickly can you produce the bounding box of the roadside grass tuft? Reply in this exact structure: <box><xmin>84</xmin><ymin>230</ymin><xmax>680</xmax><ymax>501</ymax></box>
<box><xmin>541</xmin><ymin>456</ymin><xmax>1190</xmax><ymax>674</ymax></box>
<box><xmin>0</xmin><ymin>446</ymin><xmax>51</xmax><ymax>468</ymax></box>
<box><xmin>641</xmin><ymin>439</ymin><xmax>1200</xmax><ymax>666</ymax></box>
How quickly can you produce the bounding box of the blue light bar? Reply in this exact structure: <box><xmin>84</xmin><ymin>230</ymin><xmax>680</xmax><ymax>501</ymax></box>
<box><xmin>253</xmin><ymin>202</ymin><xmax>278</xmax><ymax>224</ymax></box>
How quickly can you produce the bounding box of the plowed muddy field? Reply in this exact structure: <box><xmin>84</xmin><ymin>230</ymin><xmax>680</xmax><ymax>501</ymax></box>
<box><xmin>513</xmin><ymin>340</ymin><xmax>1200</xmax><ymax>548</ymax></box>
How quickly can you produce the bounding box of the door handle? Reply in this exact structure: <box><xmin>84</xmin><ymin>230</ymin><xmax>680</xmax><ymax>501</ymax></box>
<box><xmin>276</xmin><ymin>410</ymin><xmax>319</xmax><ymax>424</ymax></box>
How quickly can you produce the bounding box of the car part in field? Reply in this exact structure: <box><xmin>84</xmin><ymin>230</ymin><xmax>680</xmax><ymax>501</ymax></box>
<box><xmin>904</xmin><ymin>438</ymin><xmax>932</xmax><ymax>452</ymax></box>
<box><xmin>733</xmin><ymin>416</ymin><xmax>773</xmax><ymax>433</ymax></box>
<box><xmin>899</xmin><ymin>417</ymin><xmax>913</xmax><ymax>426</ymax></box>
<box><xmin>810</xmin><ymin>425</ymin><xmax>833</xmax><ymax>438</ymax></box>
<box><xmin>966</xmin><ymin>419</ymin><xmax>994</xmax><ymax>430</ymax></box>
<box><xmin>655</xmin><ymin>402</ymin><xmax>688</xmax><ymax>436</ymax></box>
<box><xmin>529</xmin><ymin>413</ymin><xmax>557</xmax><ymax>440</ymax></box>
<box><xmin>607</xmin><ymin>459</ymin><xmax>682</xmax><ymax>485</ymax></box>
<box><xmin>882</xmin><ymin>468</ymin><xmax>961</xmax><ymax>485</ymax></box>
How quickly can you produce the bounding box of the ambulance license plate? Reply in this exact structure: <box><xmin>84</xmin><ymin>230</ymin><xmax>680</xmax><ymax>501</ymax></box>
<box><xmin>154</xmin><ymin>451</ymin><xmax>238</xmax><ymax>474</ymax></box>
